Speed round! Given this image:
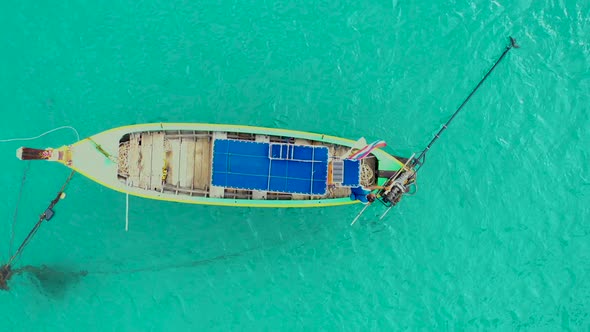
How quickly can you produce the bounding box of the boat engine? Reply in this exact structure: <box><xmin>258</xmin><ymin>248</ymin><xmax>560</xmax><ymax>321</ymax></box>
<box><xmin>379</xmin><ymin>169</ymin><xmax>415</xmax><ymax>207</ymax></box>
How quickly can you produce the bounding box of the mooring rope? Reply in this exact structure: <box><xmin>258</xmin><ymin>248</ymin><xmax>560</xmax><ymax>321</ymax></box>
<box><xmin>1</xmin><ymin>125</ymin><xmax>80</xmax><ymax>289</ymax></box>
<box><xmin>0</xmin><ymin>125</ymin><xmax>80</xmax><ymax>143</ymax></box>
<box><xmin>9</xmin><ymin>161</ymin><xmax>30</xmax><ymax>257</ymax></box>
<box><xmin>2</xmin><ymin>125</ymin><xmax>80</xmax><ymax>257</ymax></box>
<box><xmin>5</xmin><ymin>170</ymin><xmax>75</xmax><ymax>268</ymax></box>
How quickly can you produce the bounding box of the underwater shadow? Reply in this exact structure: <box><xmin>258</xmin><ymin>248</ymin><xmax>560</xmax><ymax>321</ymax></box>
<box><xmin>11</xmin><ymin>265</ymin><xmax>88</xmax><ymax>298</ymax></box>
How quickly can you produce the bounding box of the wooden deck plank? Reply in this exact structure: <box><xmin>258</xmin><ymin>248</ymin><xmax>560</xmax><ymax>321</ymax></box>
<box><xmin>201</xmin><ymin>138</ymin><xmax>212</xmax><ymax>189</ymax></box>
<box><xmin>151</xmin><ymin>132</ymin><xmax>165</xmax><ymax>191</ymax></box>
<box><xmin>294</xmin><ymin>138</ymin><xmax>311</xmax><ymax>145</ymax></box>
<box><xmin>181</xmin><ymin>138</ymin><xmax>195</xmax><ymax>188</ymax></box>
<box><xmin>252</xmin><ymin>190</ymin><xmax>267</xmax><ymax>200</ymax></box>
<box><xmin>193</xmin><ymin>138</ymin><xmax>210</xmax><ymax>190</ymax></box>
<box><xmin>255</xmin><ymin>134</ymin><xmax>270</xmax><ymax>143</ymax></box>
<box><xmin>128</xmin><ymin>133</ymin><xmax>141</xmax><ymax>186</ymax></box>
<box><xmin>138</xmin><ymin>133</ymin><xmax>153</xmax><ymax>189</ymax></box>
<box><xmin>167</xmin><ymin>138</ymin><xmax>181</xmax><ymax>188</ymax></box>
<box><xmin>208</xmin><ymin>185</ymin><xmax>225</xmax><ymax>198</ymax></box>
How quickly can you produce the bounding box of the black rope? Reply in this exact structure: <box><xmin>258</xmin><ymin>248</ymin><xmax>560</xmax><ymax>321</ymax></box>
<box><xmin>9</xmin><ymin>161</ymin><xmax>31</xmax><ymax>257</ymax></box>
<box><xmin>412</xmin><ymin>36</ymin><xmax>519</xmax><ymax>171</ymax></box>
<box><xmin>4</xmin><ymin>170</ymin><xmax>75</xmax><ymax>268</ymax></box>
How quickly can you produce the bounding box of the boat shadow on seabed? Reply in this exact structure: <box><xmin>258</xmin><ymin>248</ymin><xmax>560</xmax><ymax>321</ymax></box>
<box><xmin>0</xmin><ymin>244</ymin><xmax>269</xmax><ymax>296</ymax></box>
<box><xmin>0</xmin><ymin>264</ymin><xmax>88</xmax><ymax>297</ymax></box>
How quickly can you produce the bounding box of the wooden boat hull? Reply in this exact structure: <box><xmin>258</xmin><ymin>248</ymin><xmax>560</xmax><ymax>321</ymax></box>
<box><xmin>18</xmin><ymin>123</ymin><xmax>407</xmax><ymax>208</ymax></box>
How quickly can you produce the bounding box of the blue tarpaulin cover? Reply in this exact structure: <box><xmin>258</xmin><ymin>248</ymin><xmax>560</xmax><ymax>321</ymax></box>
<box><xmin>342</xmin><ymin>159</ymin><xmax>361</xmax><ymax>187</ymax></box>
<box><xmin>211</xmin><ymin>139</ymin><xmax>329</xmax><ymax>195</ymax></box>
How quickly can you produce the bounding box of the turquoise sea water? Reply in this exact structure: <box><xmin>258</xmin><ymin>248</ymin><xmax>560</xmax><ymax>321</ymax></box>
<box><xmin>1</xmin><ymin>0</ymin><xmax>589</xmax><ymax>330</ymax></box>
